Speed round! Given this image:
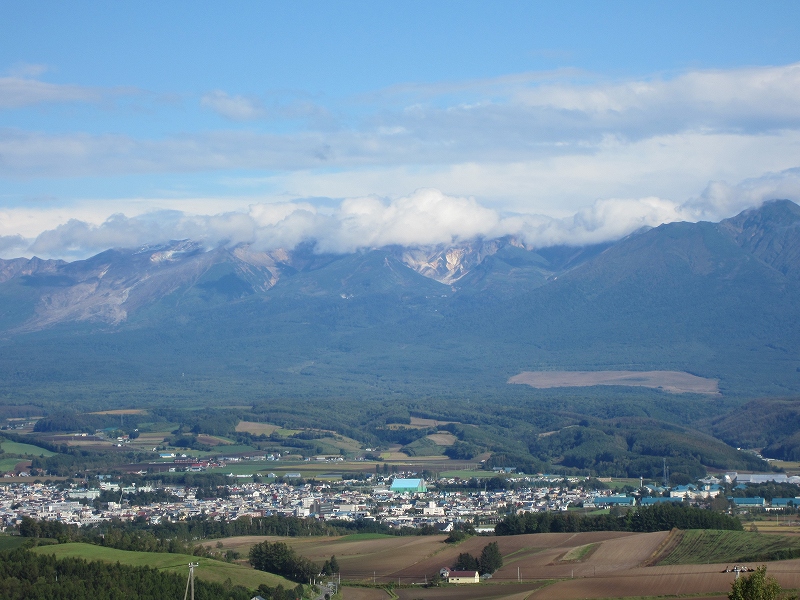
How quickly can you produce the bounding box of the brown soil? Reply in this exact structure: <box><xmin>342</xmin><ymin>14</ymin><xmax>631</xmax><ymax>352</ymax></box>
<box><xmin>426</xmin><ymin>433</ymin><xmax>457</xmax><ymax>446</ymax></box>
<box><xmin>235</xmin><ymin>421</ymin><xmax>280</xmax><ymax>435</ymax></box>
<box><xmin>509</xmin><ymin>370</ymin><xmax>720</xmax><ymax>394</ymax></box>
<box><xmin>207</xmin><ymin>531</ymin><xmax>800</xmax><ymax>599</ymax></box>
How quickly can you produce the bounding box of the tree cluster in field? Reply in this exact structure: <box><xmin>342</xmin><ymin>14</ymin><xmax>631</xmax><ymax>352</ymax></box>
<box><xmin>320</xmin><ymin>555</ymin><xmax>339</xmax><ymax>575</ymax></box>
<box><xmin>452</xmin><ymin>541</ymin><xmax>503</xmax><ymax>575</ymax></box>
<box><xmin>249</xmin><ymin>540</ymin><xmax>319</xmax><ymax>583</ymax></box>
<box><xmin>728</xmin><ymin>565</ymin><xmax>797</xmax><ymax>600</ymax></box>
<box><xmin>0</xmin><ymin>548</ymin><xmax>255</xmax><ymax>600</ymax></box>
<box><xmin>495</xmin><ymin>503</ymin><xmax>743</xmax><ymax>536</ymax></box>
<box><xmin>444</xmin><ymin>521</ymin><xmax>477</xmax><ymax>543</ymax></box>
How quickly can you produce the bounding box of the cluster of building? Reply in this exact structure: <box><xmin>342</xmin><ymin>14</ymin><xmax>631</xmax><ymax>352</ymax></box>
<box><xmin>1</xmin><ymin>471</ymin><xmax>799</xmax><ymax>531</ymax></box>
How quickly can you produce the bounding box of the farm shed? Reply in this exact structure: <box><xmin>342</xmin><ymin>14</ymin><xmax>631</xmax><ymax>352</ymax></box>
<box><xmin>443</xmin><ymin>570</ymin><xmax>479</xmax><ymax>584</ymax></box>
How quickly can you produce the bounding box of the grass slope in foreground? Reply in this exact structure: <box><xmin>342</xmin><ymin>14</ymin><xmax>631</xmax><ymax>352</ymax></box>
<box><xmin>659</xmin><ymin>530</ymin><xmax>800</xmax><ymax>565</ymax></box>
<box><xmin>31</xmin><ymin>542</ymin><xmax>294</xmax><ymax>589</ymax></box>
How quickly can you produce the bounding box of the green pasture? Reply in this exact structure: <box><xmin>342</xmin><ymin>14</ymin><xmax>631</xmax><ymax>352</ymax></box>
<box><xmin>0</xmin><ymin>458</ymin><xmax>24</xmax><ymax>472</ymax></box>
<box><xmin>659</xmin><ymin>530</ymin><xmax>800</xmax><ymax>565</ymax></box>
<box><xmin>31</xmin><ymin>542</ymin><xmax>295</xmax><ymax>589</ymax></box>
<box><xmin>0</xmin><ymin>440</ymin><xmax>55</xmax><ymax>457</ymax></box>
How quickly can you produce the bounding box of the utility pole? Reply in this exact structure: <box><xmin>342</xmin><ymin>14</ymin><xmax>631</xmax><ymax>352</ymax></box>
<box><xmin>184</xmin><ymin>562</ymin><xmax>198</xmax><ymax>600</ymax></box>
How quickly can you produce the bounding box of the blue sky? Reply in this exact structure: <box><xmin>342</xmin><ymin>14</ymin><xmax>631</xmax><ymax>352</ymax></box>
<box><xmin>2</xmin><ymin>1</ymin><xmax>800</xmax><ymax>258</ymax></box>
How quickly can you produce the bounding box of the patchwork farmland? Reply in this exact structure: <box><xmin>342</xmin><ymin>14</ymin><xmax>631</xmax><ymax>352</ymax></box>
<box><xmin>213</xmin><ymin>530</ymin><xmax>800</xmax><ymax>600</ymax></box>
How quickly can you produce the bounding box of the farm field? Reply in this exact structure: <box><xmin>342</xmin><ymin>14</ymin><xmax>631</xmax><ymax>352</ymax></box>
<box><xmin>0</xmin><ymin>458</ymin><xmax>25</xmax><ymax>472</ymax></box>
<box><xmin>235</xmin><ymin>422</ymin><xmax>279</xmax><ymax>436</ymax></box>
<box><xmin>211</xmin><ymin>530</ymin><xmax>800</xmax><ymax>600</ymax></box>
<box><xmin>30</xmin><ymin>542</ymin><xmax>294</xmax><ymax>589</ymax></box>
<box><xmin>658</xmin><ymin>530</ymin><xmax>800</xmax><ymax>565</ymax></box>
<box><xmin>426</xmin><ymin>432</ymin><xmax>457</xmax><ymax>446</ymax></box>
<box><xmin>747</xmin><ymin>516</ymin><xmax>800</xmax><ymax>534</ymax></box>
<box><xmin>0</xmin><ymin>440</ymin><xmax>55</xmax><ymax>456</ymax></box>
<box><xmin>508</xmin><ymin>370</ymin><xmax>720</xmax><ymax>395</ymax></box>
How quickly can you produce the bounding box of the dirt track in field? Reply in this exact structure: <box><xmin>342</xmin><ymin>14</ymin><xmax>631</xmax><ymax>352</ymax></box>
<box><xmin>508</xmin><ymin>370</ymin><xmax>720</xmax><ymax>394</ymax></box>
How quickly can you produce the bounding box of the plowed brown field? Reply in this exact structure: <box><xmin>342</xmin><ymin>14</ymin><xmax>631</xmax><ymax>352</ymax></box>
<box><xmin>214</xmin><ymin>531</ymin><xmax>800</xmax><ymax>599</ymax></box>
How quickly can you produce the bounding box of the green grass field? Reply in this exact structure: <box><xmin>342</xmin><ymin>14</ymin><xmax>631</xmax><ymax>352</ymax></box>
<box><xmin>659</xmin><ymin>530</ymin><xmax>800</xmax><ymax>565</ymax></box>
<box><xmin>31</xmin><ymin>543</ymin><xmax>296</xmax><ymax>589</ymax></box>
<box><xmin>0</xmin><ymin>440</ymin><xmax>55</xmax><ymax>457</ymax></box>
<box><xmin>0</xmin><ymin>458</ymin><xmax>24</xmax><ymax>472</ymax></box>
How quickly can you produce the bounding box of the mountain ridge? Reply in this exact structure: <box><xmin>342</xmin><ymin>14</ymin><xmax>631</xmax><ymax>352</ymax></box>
<box><xmin>0</xmin><ymin>200</ymin><xmax>799</xmax><ymax>399</ymax></box>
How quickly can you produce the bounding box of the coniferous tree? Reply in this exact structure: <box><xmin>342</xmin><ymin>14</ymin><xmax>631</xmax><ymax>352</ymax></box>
<box><xmin>478</xmin><ymin>541</ymin><xmax>503</xmax><ymax>575</ymax></box>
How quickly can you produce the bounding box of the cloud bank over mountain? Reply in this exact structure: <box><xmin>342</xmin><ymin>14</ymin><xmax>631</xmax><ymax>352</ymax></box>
<box><xmin>3</xmin><ymin>166</ymin><xmax>798</xmax><ymax>260</ymax></box>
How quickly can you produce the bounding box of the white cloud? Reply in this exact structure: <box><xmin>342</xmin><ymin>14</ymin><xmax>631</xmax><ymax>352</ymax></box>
<box><xmin>4</xmin><ymin>63</ymin><xmax>800</xmax><ymax>181</ymax></box>
<box><xmin>7</xmin><ymin>63</ymin><xmax>49</xmax><ymax>78</ymax></box>
<box><xmin>0</xmin><ymin>77</ymin><xmax>102</xmax><ymax>109</ymax></box>
<box><xmin>3</xmin><ymin>63</ymin><xmax>800</xmax><ymax>259</ymax></box>
<box><xmin>200</xmin><ymin>90</ymin><xmax>265</xmax><ymax>120</ymax></box>
<box><xmin>683</xmin><ymin>168</ymin><xmax>800</xmax><ymax>221</ymax></box>
<box><xmin>6</xmin><ymin>168</ymin><xmax>800</xmax><ymax>260</ymax></box>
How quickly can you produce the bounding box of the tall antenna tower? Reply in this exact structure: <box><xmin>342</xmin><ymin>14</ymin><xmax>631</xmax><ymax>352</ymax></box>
<box><xmin>183</xmin><ymin>562</ymin><xmax>199</xmax><ymax>600</ymax></box>
<box><xmin>663</xmin><ymin>459</ymin><xmax>668</xmax><ymax>488</ymax></box>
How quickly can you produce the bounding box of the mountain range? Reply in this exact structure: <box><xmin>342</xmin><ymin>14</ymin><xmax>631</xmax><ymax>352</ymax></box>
<box><xmin>1</xmin><ymin>199</ymin><xmax>799</xmax><ymax>408</ymax></box>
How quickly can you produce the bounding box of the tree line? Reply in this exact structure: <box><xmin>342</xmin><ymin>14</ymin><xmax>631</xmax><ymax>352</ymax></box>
<box><xmin>495</xmin><ymin>503</ymin><xmax>742</xmax><ymax>536</ymax></box>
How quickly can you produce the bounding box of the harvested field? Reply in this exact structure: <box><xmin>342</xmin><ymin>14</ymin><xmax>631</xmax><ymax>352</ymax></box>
<box><xmin>236</xmin><ymin>421</ymin><xmax>280</xmax><ymax>435</ymax></box>
<box><xmin>341</xmin><ymin>588</ymin><xmax>390</xmax><ymax>600</ymax></box>
<box><xmin>196</xmin><ymin>434</ymin><xmax>233</xmax><ymax>446</ymax></box>
<box><xmin>426</xmin><ymin>433</ymin><xmax>457</xmax><ymax>446</ymax></box>
<box><xmin>410</xmin><ymin>417</ymin><xmax>456</xmax><ymax>427</ymax></box>
<box><xmin>393</xmin><ymin>581</ymin><xmax>551</xmax><ymax>600</ymax></box>
<box><xmin>207</xmin><ymin>531</ymin><xmax>800</xmax><ymax>599</ymax></box>
<box><xmin>509</xmin><ymin>370</ymin><xmax>720</xmax><ymax>394</ymax></box>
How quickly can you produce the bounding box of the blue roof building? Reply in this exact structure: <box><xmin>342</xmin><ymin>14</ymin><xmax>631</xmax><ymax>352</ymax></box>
<box><xmin>731</xmin><ymin>497</ymin><xmax>765</xmax><ymax>507</ymax></box>
<box><xmin>390</xmin><ymin>478</ymin><xmax>427</xmax><ymax>493</ymax></box>
<box><xmin>770</xmin><ymin>498</ymin><xmax>800</xmax><ymax>508</ymax></box>
<box><xmin>596</xmin><ymin>495</ymin><xmax>635</xmax><ymax>506</ymax></box>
